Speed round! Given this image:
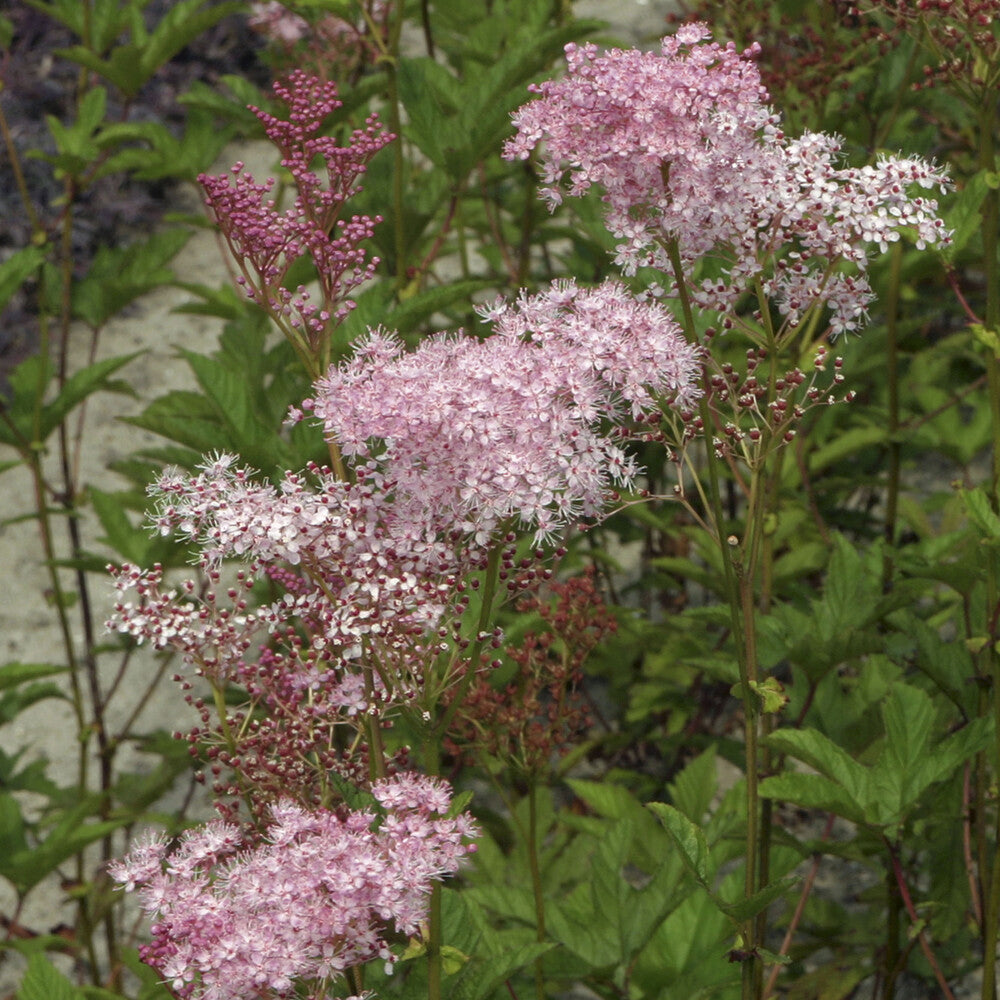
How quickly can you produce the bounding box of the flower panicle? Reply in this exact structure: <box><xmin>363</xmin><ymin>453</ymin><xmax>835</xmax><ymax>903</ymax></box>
<box><xmin>109</xmin><ymin>774</ymin><xmax>476</xmax><ymax>1000</ymax></box>
<box><xmin>505</xmin><ymin>24</ymin><xmax>952</xmax><ymax>337</ymax></box>
<box><xmin>198</xmin><ymin>71</ymin><xmax>393</xmax><ymax>361</ymax></box>
<box><xmin>311</xmin><ymin>279</ymin><xmax>701</xmax><ymax>546</ymax></box>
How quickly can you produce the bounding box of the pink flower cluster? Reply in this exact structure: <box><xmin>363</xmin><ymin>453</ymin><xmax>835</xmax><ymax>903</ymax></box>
<box><xmin>199</xmin><ymin>73</ymin><xmax>392</xmax><ymax>361</ymax></box>
<box><xmin>248</xmin><ymin>1</ymin><xmax>394</xmax><ymax>82</ymax></box>
<box><xmin>109</xmin><ymin>774</ymin><xmax>476</xmax><ymax>1000</ymax></box>
<box><xmin>109</xmin><ymin>454</ymin><xmax>467</xmax><ymax>700</ymax></box>
<box><xmin>107</xmin><ymin>282</ymin><xmax>698</xmax><ymax>797</ymax></box>
<box><xmin>308</xmin><ymin>280</ymin><xmax>700</xmax><ymax>543</ymax></box>
<box><xmin>505</xmin><ymin>23</ymin><xmax>951</xmax><ymax>335</ymax></box>
<box><xmin>248</xmin><ymin>2</ymin><xmax>308</xmax><ymax>44</ymax></box>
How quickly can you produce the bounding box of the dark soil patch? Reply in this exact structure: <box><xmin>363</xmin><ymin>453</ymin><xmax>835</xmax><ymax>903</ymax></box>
<box><xmin>0</xmin><ymin>1</ymin><xmax>268</xmax><ymax>378</ymax></box>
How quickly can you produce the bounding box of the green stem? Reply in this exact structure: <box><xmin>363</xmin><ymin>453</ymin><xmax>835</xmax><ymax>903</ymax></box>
<box><xmin>884</xmin><ymin>855</ymin><xmax>901</xmax><ymax>1000</ymax></box>
<box><xmin>379</xmin><ymin>1</ymin><xmax>407</xmax><ymax>287</ymax></box>
<box><xmin>527</xmin><ymin>781</ymin><xmax>547</xmax><ymax>1000</ymax></box>
<box><xmin>421</xmin><ymin>736</ymin><xmax>444</xmax><ymax>1000</ymax></box>
<box><xmin>363</xmin><ymin>662</ymin><xmax>387</xmax><ymax>782</ymax></box>
<box><xmin>977</xmin><ymin>89</ymin><xmax>1000</xmax><ymax>1000</ymax></box>
<box><xmin>26</xmin><ymin>452</ymin><xmax>86</xmax><ymax>737</ymax></box>
<box><xmin>348</xmin><ymin>966</ymin><xmax>365</xmax><ymax>997</ymax></box>
<box><xmin>427</xmin><ymin>882</ymin><xmax>443</xmax><ymax>1000</ymax></box>
<box><xmin>883</xmin><ymin>241</ymin><xmax>904</xmax><ymax>554</ymax></box>
<box><xmin>456</xmin><ymin>193</ymin><xmax>470</xmax><ymax>280</ymax></box>
<box><xmin>663</xmin><ymin>238</ymin><xmax>763</xmax><ymax>993</ymax></box>
<box><xmin>516</xmin><ymin>159</ymin><xmax>538</xmax><ymax>286</ymax></box>
<box><xmin>0</xmin><ymin>100</ymin><xmax>45</xmax><ymax>238</ymax></box>
<box><xmin>888</xmin><ymin>843</ymin><xmax>958</xmax><ymax>1000</ymax></box>
<box><xmin>435</xmin><ymin>540</ymin><xmax>505</xmax><ymax>738</ymax></box>
<box><xmin>30</xmin><ymin>213</ymin><xmax>90</xmax><ymax>865</ymax></box>
<box><xmin>211</xmin><ymin>682</ymin><xmax>237</xmax><ymax>751</ymax></box>
<box><xmin>419</xmin><ymin>0</ymin><xmax>435</xmax><ymax>58</ymax></box>
<box><xmin>422</xmin><ymin>536</ymin><xmax>507</xmax><ymax>1000</ymax></box>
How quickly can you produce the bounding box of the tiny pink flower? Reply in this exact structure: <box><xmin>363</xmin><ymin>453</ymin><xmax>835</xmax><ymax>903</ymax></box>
<box><xmin>112</xmin><ymin>775</ymin><xmax>476</xmax><ymax>1000</ymax></box>
<box><xmin>506</xmin><ymin>25</ymin><xmax>951</xmax><ymax>336</ymax></box>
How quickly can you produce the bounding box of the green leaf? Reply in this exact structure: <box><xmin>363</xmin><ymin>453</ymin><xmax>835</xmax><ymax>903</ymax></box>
<box><xmin>667</xmin><ymin>744</ymin><xmax>718</xmax><ymax>824</ymax></box>
<box><xmin>894</xmin><ymin>611</ymin><xmax>976</xmax><ymax>714</ymax></box>
<box><xmin>764</xmin><ymin>728</ymin><xmax>869</xmax><ymax>806</ymax></box>
<box><xmin>0</xmin><ymin>800</ymin><xmax>126</xmax><ymax>895</ymax></box>
<box><xmin>758</xmin><ymin>773</ymin><xmax>868</xmax><ymax>826</ymax></box>
<box><xmin>122</xmin><ymin>947</ymin><xmax>176</xmax><ymax>1000</ymax></box>
<box><xmin>0</xmin><ymin>354</ymin><xmax>48</xmax><ymax>449</ymax></box>
<box><xmin>971</xmin><ymin>323</ymin><xmax>1000</xmax><ymax>360</ymax></box>
<box><xmin>565</xmin><ymin>777</ymin><xmax>667</xmax><ymax>868</ymax></box>
<box><xmin>771</xmin><ymin>540</ymin><xmax>828</xmax><ymax>584</ymax></box>
<box><xmin>750</xmin><ymin>676</ymin><xmax>789</xmax><ymax>714</ymax></box>
<box><xmin>177</xmin><ymin>349</ymin><xmax>255</xmax><ymax>436</ymax></box>
<box><xmin>16</xmin><ymin>953</ymin><xmax>79</xmax><ymax>1000</ymax></box>
<box><xmin>51</xmin><ymin>44</ymin><xmax>134</xmax><ymax>95</ymax></box>
<box><xmin>138</xmin><ymin>1</ymin><xmax>245</xmax><ymax>83</ymax></box>
<box><xmin>398</xmin><ymin>58</ymin><xmax>463</xmax><ymax>170</ymax></box>
<box><xmin>77</xmin><ymin>85</ymin><xmax>107</xmax><ymax>134</ymax></box>
<box><xmin>633</xmin><ymin>887</ymin><xmax>736</xmax><ymax>994</ymax></box>
<box><xmin>944</xmin><ymin>170</ymin><xmax>993</xmax><ymax>259</ymax></box>
<box><xmin>0</xmin><ymin>682</ymin><xmax>67</xmax><ymax>726</ymax></box>
<box><xmin>449</xmin><ymin>19</ymin><xmax>604</xmax><ymax>180</ymax></box>
<box><xmin>89</xmin><ymin>488</ymin><xmax>181</xmax><ymax>566</ymax></box>
<box><xmin>37</xmin><ymin>86</ymin><xmax>107</xmax><ymax>174</ymax></box>
<box><xmin>620</xmin><ymin>854</ymin><xmax>687</xmax><ymax>960</ymax></box>
<box><xmin>177</xmin><ymin>75</ymin><xmax>264</xmax><ymax>131</ymax></box>
<box><xmin>0</xmin><ymin>748</ymin><xmax>58</xmax><ymax>798</ymax></box>
<box><xmin>0</xmin><ymin>933</ymin><xmax>74</xmax><ymax>959</ymax></box>
<box><xmin>465</xmin><ymin>883</ymin><xmax>537</xmax><ymax>925</ymax></box>
<box><xmin>390</xmin><ymin>279</ymin><xmax>495</xmax><ymax>339</ymax></box>
<box><xmin>0</xmin><ymin>246</ymin><xmax>45</xmax><ymax>312</ymax></box>
<box><xmin>590</xmin><ymin>816</ymin><xmax>632</xmax><ymax>949</ymax></box>
<box><xmin>21</xmin><ymin>0</ymin><xmax>88</xmax><ymax>39</ymax></box>
<box><xmin>767</xmin><ymin>684</ymin><xmax>992</xmax><ymax>832</ymax></box>
<box><xmin>97</xmin><ymin>110</ymin><xmax>235</xmax><ymax>182</ymax></box>
<box><xmin>56</xmin><ymin>2</ymin><xmax>243</xmax><ymax>98</ymax></box>
<box><xmin>962</xmin><ymin>486</ymin><xmax>1000</xmax><ymax>542</ymax></box>
<box><xmin>881</xmin><ymin>682</ymin><xmax>935</xmax><ymax>780</ymax></box>
<box><xmin>172</xmin><ymin>281</ymin><xmax>249</xmax><ymax>320</ymax></box>
<box><xmin>884</xmin><ymin>705</ymin><xmax>992</xmax><ymax>818</ymax></box>
<box><xmin>113</xmin><ymin>731</ymin><xmax>196</xmax><ymax>811</ymax></box>
<box><xmin>448</xmin><ymin>941</ymin><xmax>556</xmax><ymax>1000</ymax></box>
<box><xmin>0</xmin><ymin>661</ymin><xmax>66</xmax><ymax>693</ymax></box>
<box><xmin>783</xmin><ymin>961</ymin><xmax>868</xmax><ymax>1000</ymax></box>
<box><xmin>0</xmin><ymin>794</ymin><xmax>30</xmax><ymax>867</ymax></box>
<box><xmin>807</xmin><ymin>422</ymin><xmax>885</xmax><ymax>473</ymax></box>
<box><xmin>89</xmin><ymin>488</ymin><xmax>148</xmax><ymax>563</ymax></box>
<box><xmin>90</xmin><ymin>0</ymin><xmax>134</xmax><ymax>52</ymax></box>
<box><xmin>823</xmin><ymin>534</ymin><xmax>875</xmax><ymax>630</ymax></box>
<box><xmin>648</xmin><ymin>802</ymin><xmax>714</xmax><ymax>886</ymax></box>
<box><xmin>716</xmin><ymin>875</ymin><xmax>799</xmax><ymax>924</ymax></box>
<box><xmin>37</xmin><ymin>353</ymin><xmax>140</xmax><ymax>442</ymax></box>
<box><xmin>121</xmin><ymin>379</ymin><xmax>261</xmax><ymax>458</ymax></box>
<box><xmin>545</xmin><ymin>888</ymin><xmax>620</xmax><ymax>969</ymax></box>
<box><xmin>73</xmin><ymin>229</ymin><xmax>190</xmax><ymax>327</ymax></box>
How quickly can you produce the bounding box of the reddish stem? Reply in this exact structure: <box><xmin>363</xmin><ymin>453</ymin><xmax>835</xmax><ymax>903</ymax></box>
<box><xmin>763</xmin><ymin>813</ymin><xmax>835</xmax><ymax>998</ymax></box>
<box><xmin>888</xmin><ymin>845</ymin><xmax>958</xmax><ymax>1000</ymax></box>
<box><xmin>963</xmin><ymin>762</ymin><xmax>983</xmax><ymax>927</ymax></box>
